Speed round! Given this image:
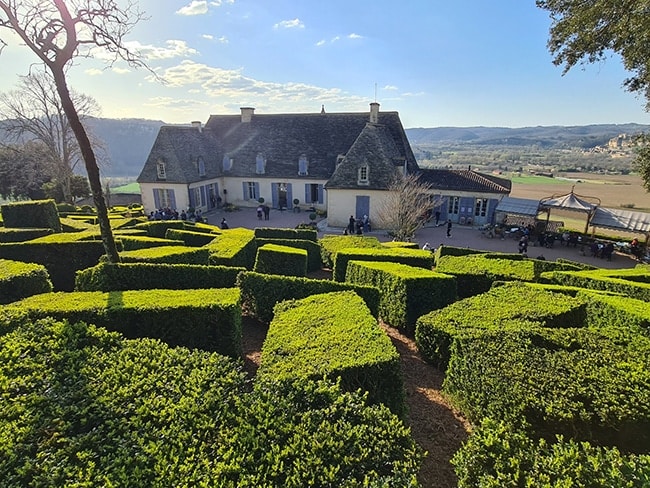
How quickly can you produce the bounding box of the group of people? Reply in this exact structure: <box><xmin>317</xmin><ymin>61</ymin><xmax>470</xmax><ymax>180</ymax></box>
<box><xmin>590</xmin><ymin>241</ymin><xmax>615</xmax><ymax>261</ymax></box>
<box><xmin>345</xmin><ymin>214</ymin><xmax>371</xmax><ymax>235</ymax></box>
<box><xmin>148</xmin><ymin>207</ymin><xmax>205</xmax><ymax>223</ymax></box>
<box><xmin>256</xmin><ymin>204</ymin><xmax>271</xmax><ymax>221</ymax></box>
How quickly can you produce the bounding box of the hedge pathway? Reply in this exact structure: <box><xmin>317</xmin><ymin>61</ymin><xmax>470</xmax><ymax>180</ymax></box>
<box><xmin>241</xmin><ymin>314</ymin><xmax>471</xmax><ymax>488</ymax></box>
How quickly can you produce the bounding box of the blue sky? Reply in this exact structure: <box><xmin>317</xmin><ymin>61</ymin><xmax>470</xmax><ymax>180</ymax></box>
<box><xmin>2</xmin><ymin>0</ymin><xmax>650</xmax><ymax>128</ymax></box>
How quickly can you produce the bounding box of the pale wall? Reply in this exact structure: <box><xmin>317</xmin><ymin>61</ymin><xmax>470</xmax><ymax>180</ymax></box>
<box><xmin>326</xmin><ymin>189</ymin><xmax>392</xmax><ymax>228</ymax></box>
<box><xmin>139</xmin><ymin>182</ymin><xmax>190</xmax><ymax>213</ymax></box>
<box><xmin>222</xmin><ymin>177</ymin><xmax>328</xmax><ymax>209</ymax></box>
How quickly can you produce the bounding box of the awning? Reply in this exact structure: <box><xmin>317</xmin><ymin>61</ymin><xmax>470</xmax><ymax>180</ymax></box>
<box><xmin>495</xmin><ymin>197</ymin><xmax>540</xmax><ymax>217</ymax></box>
<box><xmin>589</xmin><ymin>207</ymin><xmax>650</xmax><ymax>234</ymax></box>
<box><xmin>539</xmin><ymin>192</ymin><xmax>597</xmax><ymax>213</ymax></box>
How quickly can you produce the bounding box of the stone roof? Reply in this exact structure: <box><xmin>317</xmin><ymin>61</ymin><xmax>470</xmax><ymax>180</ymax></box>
<box><xmin>137</xmin><ymin>109</ymin><xmax>417</xmax><ymax>185</ymax></box>
<box><xmin>418</xmin><ymin>169</ymin><xmax>512</xmax><ymax>194</ymax></box>
<box><xmin>137</xmin><ymin>126</ymin><xmax>221</xmax><ymax>184</ymax></box>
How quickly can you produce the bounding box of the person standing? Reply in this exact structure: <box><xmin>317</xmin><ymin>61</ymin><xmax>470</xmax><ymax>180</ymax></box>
<box><xmin>446</xmin><ymin>219</ymin><xmax>452</xmax><ymax>238</ymax></box>
<box><xmin>348</xmin><ymin>215</ymin><xmax>356</xmax><ymax>234</ymax></box>
<box><xmin>263</xmin><ymin>204</ymin><xmax>270</xmax><ymax>221</ymax></box>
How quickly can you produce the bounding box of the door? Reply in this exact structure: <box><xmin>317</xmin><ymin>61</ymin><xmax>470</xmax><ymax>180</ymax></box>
<box><xmin>355</xmin><ymin>195</ymin><xmax>370</xmax><ymax>220</ymax></box>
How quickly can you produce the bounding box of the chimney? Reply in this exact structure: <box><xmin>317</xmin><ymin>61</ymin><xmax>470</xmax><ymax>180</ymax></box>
<box><xmin>240</xmin><ymin>107</ymin><xmax>255</xmax><ymax>123</ymax></box>
<box><xmin>369</xmin><ymin>102</ymin><xmax>380</xmax><ymax>124</ymax></box>
<box><xmin>191</xmin><ymin>120</ymin><xmax>202</xmax><ymax>132</ymax></box>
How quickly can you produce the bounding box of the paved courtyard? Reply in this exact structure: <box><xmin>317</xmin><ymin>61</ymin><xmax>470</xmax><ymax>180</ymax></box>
<box><xmin>205</xmin><ymin>206</ymin><xmax>640</xmax><ymax>270</ymax></box>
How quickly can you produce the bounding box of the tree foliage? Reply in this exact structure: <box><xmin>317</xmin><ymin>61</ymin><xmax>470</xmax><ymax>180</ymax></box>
<box><xmin>0</xmin><ymin>71</ymin><xmax>103</xmax><ymax>203</ymax></box>
<box><xmin>0</xmin><ymin>141</ymin><xmax>52</xmax><ymax>200</ymax></box>
<box><xmin>537</xmin><ymin>0</ymin><xmax>650</xmax><ymax>108</ymax></box>
<box><xmin>0</xmin><ymin>0</ymin><xmax>148</xmax><ymax>262</ymax></box>
<box><xmin>537</xmin><ymin>0</ymin><xmax>650</xmax><ymax>191</ymax></box>
<box><xmin>375</xmin><ymin>173</ymin><xmax>443</xmax><ymax>241</ymax></box>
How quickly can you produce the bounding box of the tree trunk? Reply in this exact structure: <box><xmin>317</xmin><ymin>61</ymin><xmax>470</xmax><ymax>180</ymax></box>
<box><xmin>51</xmin><ymin>68</ymin><xmax>120</xmax><ymax>263</ymax></box>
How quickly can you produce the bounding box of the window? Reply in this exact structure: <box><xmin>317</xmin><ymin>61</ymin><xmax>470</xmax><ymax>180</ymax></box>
<box><xmin>198</xmin><ymin>156</ymin><xmax>206</xmax><ymax>177</ymax></box>
<box><xmin>157</xmin><ymin>160</ymin><xmax>166</xmax><ymax>179</ymax></box>
<box><xmin>448</xmin><ymin>196</ymin><xmax>460</xmax><ymax>215</ymax></box>
<box><xmin>255</xmin><ymin>153</ymin><xmax>266</xmax><ymax>174</ymax></box>
<box><xmin>298</xmin><ymin>155</ymin><xmax>308</xmax><ymax>175</ymax></box>
<box><xmin>222</xmin><ymin>155</ymin><xmax>233</xmax><ymax>172</ymax></box>
<box><xmin>474</xmin><ymin>198</ymin><xmax>488</xmax><ymax>217</ymax></box>
<box><xmin>245</xmin><ymin>182</ymin><xmax>258</xmax><ymax>200</ymax></box>
<box><xmin>193</xmin><ymin>187</ymin><xmax>203</xmax><ymax>207</ymax></box>
<box><xmin>153</xmin><ymin>188</ymin><xmax>175</xmax><ymax>209</ymax></box>
<box><xmin>358</xmin><ymin>165</ymin><xmax>369</xmax><ymax>184</ymax></box>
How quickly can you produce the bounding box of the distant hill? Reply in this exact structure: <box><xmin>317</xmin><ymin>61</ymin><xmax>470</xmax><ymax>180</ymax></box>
<box><xmin>3</xmin><ymin>118</ymin><xmax>650</xmax><ymax>178</ymax></box>
<box><xmin>405</xmin><ymin>124</ymin><xmax>650</xmax><ymax>149</ymax></box>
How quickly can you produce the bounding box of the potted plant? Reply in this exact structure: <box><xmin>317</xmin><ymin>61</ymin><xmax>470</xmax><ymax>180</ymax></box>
<box><xmin>293</xmin><ymin>198</ymin><xmax>300</xmax><ymax>212</ymax></box>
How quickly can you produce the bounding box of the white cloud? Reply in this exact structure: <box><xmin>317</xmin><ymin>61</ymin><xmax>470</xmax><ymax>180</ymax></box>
<box><xmin>202</xmin><ymin>34</ymin><xmax>229</xmax><ymax>44</ymax></box>
<box><xmin>202</xmin><ymin>34</ymin><xmax>214</xmax><ymax>40</ymax></box>
<box><xmin>145</xmin><ymin>96</ymin><xmax>206</xmax><ymax>110</ymax></box>
<box><xmin>315</xmin><ymin>39</ymin><xmax>326</xmax><ymax>47</ymax></box>
<box><xmin>112</xmin><ymin>67</ymin><xmax>131</xmax><ymax>74</ymax></box>
<box><xmin>402</xmin><ymin>91</ymin><xmax>426</xmax><ymax>97</ymax></box>
<box><xmin>176</xmin><ymin>1</ymin><xmax>208</xmax><ymax>16</ymax></box>
<box><xmin>274</xmin><ymin>18</ymin><xmax>305</xmax><ymax>29</ymax></box>
<box><xmin>331</xmin><ymin>36</ymin><xmax>341</xmax><ymax>43</ymax></box>
<box><xmin>154</xmin><ymin>60</ymin><xmax>368</xmax><ymax>108</ymax></box>
<box><xmin>217</xmin><ymin>36</ymin><xmax>229</xmax><ymax>44</ymax></box>
<box><xmin>209</xmin><ymin>0</ymin><xmax>234</xmax><ymax>5</ymax></box>
<box><xmin>85</xmin><ymin>68</ymin><xmax>103</xmax><ymax>76</ymax></box>
<box><xmin>125</xmin><ymin>40</ymin><xmax>198</xmax><ymax>60</ymax></box>
<box><xmin>383</xmin><ymin>85</ymin><xmax>398</xmax><ymax>91</ymax></box>
<box><xmin>348</xmin><ymin>33</ymin><xmax>363</xmax><ymax>39</ymax></box>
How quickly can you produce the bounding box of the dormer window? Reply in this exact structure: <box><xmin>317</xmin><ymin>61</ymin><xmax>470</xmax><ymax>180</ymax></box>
<box><xmin>358</xmin><ymin>165</ymin><xmax>369</xmax><ymax>184</ymax></box>
<box><xmin>157</xmin><ymin>160</ymin><xmax>166</xmax><ymax>180</ymax></box>
<box><xmin>298</xmin><ymin>155</ymin><xmax>308</xmax><ymax>176</ymax></box>
<box><xmin>255</xmin><ymin>153</ymin><xmax>266</xmax><ymax>174</ymax></box>
<box><xmin>198</xmin><ymin>156</ymin><xmax>206</xmax><ymax>177</ymax></box>
<box><xmin>223</xmin><ymin>155</ymin><xmax>233</xmax><ymax>172</ymax></box>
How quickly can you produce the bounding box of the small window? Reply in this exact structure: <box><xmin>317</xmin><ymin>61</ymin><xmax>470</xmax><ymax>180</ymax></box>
<box><xmin>198</xmin><ymin>156</ymin><xmax>206</xmax><ymax>177</ymax></box>
<box><xmin>245</xmin><ymin>182</ymin><xmax>258</xmax><ymax>200</ymax></box>
<box><xmin>223</xmin><ymin>155</ymin><xmax>233</xmax><ymax>172</ymax></box>
<box><xmin>358</xmin><ymin>165</ymin><xmax>369</xmax><ymax>184</ymax></box>
<box><xmin>474</xmin><ymin>198</ymin><xmax>488</xmax><ymax>217</ymax></box>
<box><xmin>256</xmin><ymin>153</ymin><xmax>266</xmax><ymax>174</ymax></box>
<box><xmin>157</xmin><ymin>160</ymin><xmax>166</xmax><ymax>180</ymax></box>
<box><xmin>298</xmin><ymin>155</ymin><xmax>308</xmax><ymax>176</ymax></box>
<box><xmin>448</xmin><ymin>196</ymin><xmax>460</xmax><ymax>215</ymax></box>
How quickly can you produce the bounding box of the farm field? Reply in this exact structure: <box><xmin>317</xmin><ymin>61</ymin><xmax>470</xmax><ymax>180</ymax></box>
<box><xmin>509</xmin><ymin>173</ymin><xmax>650</xmax><ymax>211</ymax></box>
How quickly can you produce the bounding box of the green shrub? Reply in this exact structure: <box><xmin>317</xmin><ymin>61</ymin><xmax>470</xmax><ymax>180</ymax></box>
<box><xmin>445</xmin><ymin>327</ymin><xmax>650</xmax><ymax>452</ymax></box>
<box><xmin>256</xmin><ymin>237</ymin><xmax>322</xmax><ymax>271</ymax></box>
<box><xmin>0</xmin><ymin>228</ymin><xmax>53</xmax><ymax>243</ymax></box>
<box><xmin>346</xmin><ymin>260</ymin><xmax>456</xmax><ymax>333</ymax></box>
<box><xmin>0</xmin><ymin>199</ymin><xmax>61</xmax><ymax>232</ymax></box>
<box><xmin>333</xmin><ymin>247</ymin><xmax>434</xmax><ymax>282</ymax></box>
<box><xmin>319</xmin><ymin>234</ymin><xmax>382</xmax><ymax>268</ymax></box>
<box><xmin>114</xmin><ymin>245</ymin><xmax>210</xmax><ymax>265</ymax></box>
<box><xmin>59</xmin><ymin>217</ymin><xmax>94</xmax><ymax>232</ymax></box>
<box><xmin>254</xmin><ymin>243</ymin><xmax>308</xmax><ymax>277</ymax></box>
<box><xmin>543</xmin><ymin>267</ymin><xmax>650</xmax><ymax>301</ymax></box>
<box><xmin>0</xmin><ymin>241</ymin><xmax>107</xmax><ymax>291</ymax></box>
<box><xmin>165</xmin><ymin>228</ymin><xmax>217</xmax><ymax>246</ymax></box>
<box><xmin>259</xmin><ymin>291</ymin><xmax>405</xmax><ymax>416</ymax></box>
<box><xmin>237</xmin><ymin>271</ymin><xmax>380</xmax><ymax>323</ymax></box>
<box><xmin>254</xmin><ymin>227</ymin><xmax>318</xmax><ymax>242</ymax></box>
<box><xmin>134</xmin><ymin>220</ymin><xmax>186</xmax><ymax>238</ymax></box>
<box><xmin>452</xmin><ymin>418</ymin><xmax>650</xmax><ymax>488</ymax></box>
<box><xmin>56</xmin><ymin>202</ymin><xmax>77</xmax><ymax>213</ymax></box>
<box><xmin>0</xmin><ymin>317</ymin><xmax>421</xmax><ymax>486</ymax></box>
<box><xmin>579</xmin><ymin>291</ymin><xmax>650</xmax><ymax>331</ymax></box>
<box><xmin>76</xmin><ymin>262</ymin><xmax>245</xmax><ymax>292</ymax></box>
<box><xmin>8</xmin><ymin>288</ymin><xmax>242</xmax><ymax>357</ymax></box>
<box><xmin>0</xmin><ymin>259</ymin><xmax>52</xmax><ymax>304</ymax></box>
<box><xmin>206</xmin><ymin>228</ymin><xmax>257</xmax><ymax>269</ymax></box>
<box><xmin>381</xmin><ymin>241</ymin><xmax>420</xmax><ymax>249</ymax></box>
<box><xmin>116</xmin><ymin>235</ymin><xmax>183</xmax><ymax>251</ymax></box>
<box><xmin>415</xmin><ymin>282</ymin><xmax>589</xmax><ymax>368</ymax></box>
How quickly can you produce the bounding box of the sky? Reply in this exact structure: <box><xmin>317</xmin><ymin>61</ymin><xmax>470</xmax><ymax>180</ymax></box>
<box><xmin>1</xmin><ymin>0</ymin><xmax>650</xmax><ymax>129</ymax></box>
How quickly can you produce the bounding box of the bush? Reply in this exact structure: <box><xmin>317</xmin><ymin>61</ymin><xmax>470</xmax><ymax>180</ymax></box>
<box><xmin>259</xmin><ymin>291</ymin><xmax>406</xmax><ymax>416</ymax></box>
<box><xmin>0</xmin><ymin>228</ymin><xmax>53</xmax><ymax>243</ymax></box>
<box><xmin>134</xmin><ymin>220</ymin><xmax>186</xmax><ymax>238</ymax></box>
<box><xmin>0</xmin><ymin>240</ymin><xmax>107</xmax><ymax>291</ymax></box>
<box><xmin>76</xmin><ymin>262</ymin><xmax>245</xmax><ymax>292</ymax></box>
<box><xmin>0</xmin><ymin>199</ymin><xmax>61</xmax><ymax>232</ymax></box>
<box><xmin>0</xmin><ymin>259</ymin><xmax>52</xmax><ymax>304</ymax></box>
<box><xmin>116</xmin><ymin>235</ymin><xmax>183</xmax><ymax>251</ymax></box>
<box><xmin>333</xmin><ymin>247</ymin><xmax>434</xmax><ymax>282</ymax></box>
<box><xmin>237</xmin><ymin>271</ymin><xmax>380</xmax><ymax>323</ymax></box>
<box><xmin>319</xmin><ymin>234</ymin><xmax>382</xmax><ymax>268</ymax></box>
<box><xmin>346</xmin><ymin>260</ymin><xmax>457</xmax><ymax>333</ymax></box>
<box><xmin>254</xmin><ymin>227</ymin><xmax>318</xmax><ymax>242</ymax></box>
<box><xmin>206</xmin><ymin>228</ymin><xmax>257</xmax><ymax>269</ymax></box>
<box><xmin>114</xmin><ymin>245</ymin><xmax>210</xmax><ymax>265</ymax></box>
<box><xmin>165</xmin><ymin>228</ymin><xmax>217</xmax><ymax>247</ymax></box>
<box><xmin>254</xmin><ymin>243</ymin><xmax>308</xmax><ymax>277</ymax></box>
<box><xmin>8</xmin><ymin>288</ymin><xmax>243</xmax><ymax>357</ymax></box>
<box><xmin>256</xmin><ymin>238</ymin><xmax>322</xmax><ymax>272</ymax></box>
<box><xmin>452</xmin><ymin>418</ymin><xmax>650</xmax><ymax>488</ymax></box>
